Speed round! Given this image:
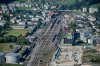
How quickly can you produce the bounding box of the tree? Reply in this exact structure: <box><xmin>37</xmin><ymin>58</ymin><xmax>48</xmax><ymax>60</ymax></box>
<box><xmin>16</xmin><ymin>36</ymin><xmax>29</xmax><ymax>45</ymax></box>
<box><xmin>0</xmin><ymin>37</ymin><xmax>4</xmax><ymax>43</ymax></box>
<box><xmin>9</xmin><ymin>45</ymin><xmax>13</xmax><ymax>49</ymax></box>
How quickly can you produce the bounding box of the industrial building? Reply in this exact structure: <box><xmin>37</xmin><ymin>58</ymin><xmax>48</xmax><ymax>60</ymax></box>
<box><xmin>5</xmin><ymin>53</ymin><xmax>21</xmax><ymax>64</ymax></box>
<box><xmin>89</xmin><ymin>7</ymin><xmax>99</xmax><ymax>13</ymax></box>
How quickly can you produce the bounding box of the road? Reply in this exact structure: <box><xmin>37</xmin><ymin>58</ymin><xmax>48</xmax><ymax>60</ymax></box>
<box><xmin>27</xmin><ymin>14</ymin><xmax>63</xmax><ymax>66</ymax></box>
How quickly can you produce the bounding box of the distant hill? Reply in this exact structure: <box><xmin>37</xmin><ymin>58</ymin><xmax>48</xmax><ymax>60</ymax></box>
<box><xmin>0</xmin><ymin>0</ymin><xmax>16</xmax><ymax>4</ymax></box>
<box><xmin>90</xmin><ymin>3</ymin><xmax>100</xmax><ymax>8</ymax></box>
<box><xmin>0</xmin><ymin>0</ymin><xmax>29</xmax><ymax>4</ymax></box>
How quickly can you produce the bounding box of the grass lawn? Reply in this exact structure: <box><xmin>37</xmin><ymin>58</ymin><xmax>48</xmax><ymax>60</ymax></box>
<box><xmin>90</xmin><ymin>3</ymin><xmax>100</xmax><ymax>8</ymax></box>
<box><xmin>17</xmin><ymin>7</ymin><xmax>33</xmax><ymax>10</ymax></box>
<box><xmin>45</xmin><ymin>0</ymin><xmax>75</xmax><ymax>5</ymax></box>
<box><xmin>55</xmin><ymin>0</ymin><xmax>75</xmax><ymax>5</ymax></box>
<box><xmin>6</xmin><ymin>29</ymin><xmax>27</xmax><ymax>36</ymax></box>
<box><xmin>0</xmin><ymin>64</ymin><xmax>24</xmax><ymax>66</ymax></box>
<box><xmin>0</xmin><ymin>43</ymin><xmax>14</xmax><ymax>52</ymax></box>
<box><xmin>17</xmin><ymin>0</ymin><xmax>29</xmax><ymax>2</ymax></box>
<box><xmin>17</xmin><ymin>0</ymin><xmax>75</xmax><ymax>5</ymax></box>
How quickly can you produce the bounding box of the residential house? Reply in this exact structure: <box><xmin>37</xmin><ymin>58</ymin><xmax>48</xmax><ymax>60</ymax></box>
<box><xmin>96</xmin><ymin>37</ymin><xmax>100</xmax><ymax>52</ymax></box>
<box><xmin>0</xmin><ymin>22</ymin><xmax>5</xmax><ymax>26</ymax></box>
<box><xmin>0</xmin><ymin>4</ymin><xmax>8</xmax><ymax>13</ymax></box>
<box><xmin>24</xmin><ymin>2</ymin><xmax>32</xmax><ymax>7</ymax></box>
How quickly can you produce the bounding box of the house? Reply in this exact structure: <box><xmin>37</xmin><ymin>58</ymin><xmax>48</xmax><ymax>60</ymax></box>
<box><xmin>44</xmin><ymin>3</ymin><xmax>49</xmax><ymax>9</ymax></box>
<box><xmin>0</xmin><ymin>15</ymin><xmax>3</xmax><ymax>20</ymax></box>
<box><xmin>10</xmin><ymin>18</ymin><xmax>16</xmax><ymax>24</ymax></box>
<box><xmin>12</xmin><ymin>25</ymin><xmax>25</xmax><ymax>29</ymax></box>
<box><xmin>8</xmin><ymin>2</ymin><xmax>16</xmax><ymax>7</ymax></box>
<box><xmin>24</xmin><ymin>2</ymin><xmax>32</xmax><ymax>7</ymax></box>
<box><xmin>81</xmin><ymin>64</ymin><xmax>92</xmax><ymax>66</ymax></box>
<box><xmin>31</xmin><ymin>17</ymin><xmax>39</xmax><ymax>22</ymax></box>
<box><xmin>14</xmin><ymin>1</ymin><xmax>21</xmax><ymax>7</ymax></box>
<box><xmin>0</xmin><ymin>11</ymin><xmax>3</xmax><ymax>14</ymax></box>
<box><xmin>88</xmin><ymin>16</ymin><xmax>96</xmax><ymax>21</ymax></box>
<box><xmin>51</xmin><ymin>5</ymin><xmax>56</xmax><ymax>9</ymax></box>
<box><xmin>9</xmin><ymin>1</ymin><xmax>32</xmax><ymax>8</ymax></box>
<box><xmin>20</xmin><ymin>3</ymin><xmax>25</xmax><ymax>7</ymax></box>
<box><xmin>96</xmin><ymin>37</ymin><xmax>100</xmax><ymax>52</ymax></box>
<box><xmin>0</xmin><ymin>20</ymin><xmax>6</xmax><ymax>26</ymax></box>
<box><xmin>80</xmin><ymin>32</ymin><xmax>89</xmax><ymax>43</ymax></box>
<box><xmin>0</xmin><ymin>4</ymin><xmax>8</xmax><ymax>13</ymax></box>
<box><xmin>0</xmin><ymin>22</ymin><xmax>5</xmax><ymax>26</ymax></box>
<box><xmin>82</xmin><ymin>7</ymin><xmax>87</xmax><ymax>12</ymax></box>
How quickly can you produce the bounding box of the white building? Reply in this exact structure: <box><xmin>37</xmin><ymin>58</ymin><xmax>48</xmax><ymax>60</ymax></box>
<box><xmin>5</xmin><ymin>53</ymin><xmax>21</xmax><ymax>64</ymax></box>
<box><xmin>89</xmin><ymin>7</ymin><xmax>99</xmax><ymax>13</ymax></box>
<box><xmin>83</xmin><ymin>8</ymin><xmax>87</xmax><ymax>12</ymax></box>
<box><xmin>8</xmin><ymin>1</ymin><xmax>32</xmax><ymax>8</ymax></box>
<box><xmin>24</xmin><ymin>2</ymin><xmax>32</xmax><ymax>7</ymax></box>
<box><xmin>88</xmin><ymin>16</ymin><xmax>96</xmax><ymax>21</ymax></box>
<box><xmin>0</xmin><ymin>22</ymin><xmax>5</xmax><ymax>26</ymax></box>
<box><xmin>44</xmin><ymin>3</ymin><xmax>49</xmax><ymax>9</ymax></box>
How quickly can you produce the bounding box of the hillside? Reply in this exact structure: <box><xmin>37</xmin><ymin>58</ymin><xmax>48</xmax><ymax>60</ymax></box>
<box><xmin>90</xmin><ymin>3</ymin><xmax>100</xmax><ymax>8</ymax></box>
<box><xmin>53</xmin><ymin>0</ymin><xmax>75</xmax><ymax>5</ymax></box>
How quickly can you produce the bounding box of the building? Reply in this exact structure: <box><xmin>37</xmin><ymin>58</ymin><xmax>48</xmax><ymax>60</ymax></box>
<box><xmin>5</xmin><ymin>53</ymin><xmax>21</xmax><ymax>64</ymax></box>
<box><xmin>81</xmin><ymin>65</ymin><xmax>92</xmax><ymax>66</ymax></box>
<box><xmin>89</xmin><ymin>7</ymin><xmax>99</xmax><ymax>13</ymax></box>
<box><xmin>0</xmin><ymin>52</ymin><xmax>5</xmax><ymax>63</ymax></box>
<box><xmin>0</xmin><ymin>4</ymin><xmax>8</xmax><ymax>13</ymax></box>
<box><xmin>44</xmin><ymin>3</ymin><xmax>49</xmax><ymax>9</ymax></box>
<box><xmin>88</xmin><ymin>16</ymin><xmax>96</xmax><ymax>21</ymax></box>
<box><xmin>24</xmin><ymin>2</ymin><xmax>32</xmax><ymax>7</ymax></box>
<box><xmin>0</xmin><ymin>22</ymin><xmax>5</xmax><ymax>26</ymax></box>
<box><xmin>12</xmin><ymin>25</ymin><xmax>25</xmax><ymax>29</ymax></box>
<box><xmin>8</xmin><ymin>1</ymin><xmax>32</xmax><ymax>8</ymax></box>
<box><xmin>80</xmin><ymin>32</ymin><xmax>93</xmax><ymax>43</ymax></box>
<box><xmin>60</xmin><ymin>32</ymin><xmax>73</xmax><ymax>46</ymax></box>
<box><xmin>49</xmin><ymin>44</ymin><xmax>82</xmax><ymax>66</ymax></box>
<box><xmin>51</xmin><ymin>5</ymin><xmax>56</xmax><ymax>9</ymax></box>
<box><xmin>83</xmin><ymin>8</ymin><xmax>87</xmax><ymax>12</ymax></box>
<box><xmin>96</xmin><ymin>38</ymin><xmax>100</xmax><ymax>52</ymax></box>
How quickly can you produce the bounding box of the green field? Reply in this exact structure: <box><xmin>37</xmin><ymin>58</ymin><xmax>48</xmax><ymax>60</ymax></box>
<box><xmin>17</xmin><ymin>0</ymin><xmax>29</xmax><ymax>2</ymax></box>
<box><xmin>45</xmin><ymin>0</ymin><xmax>75</xmax><ymax>5</ymax></box>
<box><xmin>17</xmin><ymin>0</ymin><xmax>75</xmax><ymax>5</ymax></box>
<box><xmin>0</xmin><ymin>43</ymin><xmax>14</xmax><ymax>52</ymax></box>
<box><xmin>55</xmin><ymin>0</ymin><xmax>75</xmax><ymax>5</ymax></box>
<box><xmin>17</xmin><ymin>7</ymin><xmax>32</xmax><ymax>10</ymax></box>
<box><xmin>90</xmin><ymin>3</ymin><xmax>100</xmax><ymax>8</ymax></box>
<box><xmin>0</xmin><ymin>64</ymin><xmax>24</xmax><ymax>66</ymax></box>
<box><xmin>6</xmin><ymin>29</ymin><xmax>27</xmax><ymax>36</ymax></box>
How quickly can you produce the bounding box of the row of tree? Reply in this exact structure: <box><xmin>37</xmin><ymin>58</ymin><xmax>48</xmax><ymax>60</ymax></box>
<box><xmin>0</xmin><ymin>35</ymin><xmax>17</xmax><ymax>43</ymax></box>
<box><xmin>0</xmin><ymin>35</ymin><xmax>30</xmax><ymax>45</ymax></box>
